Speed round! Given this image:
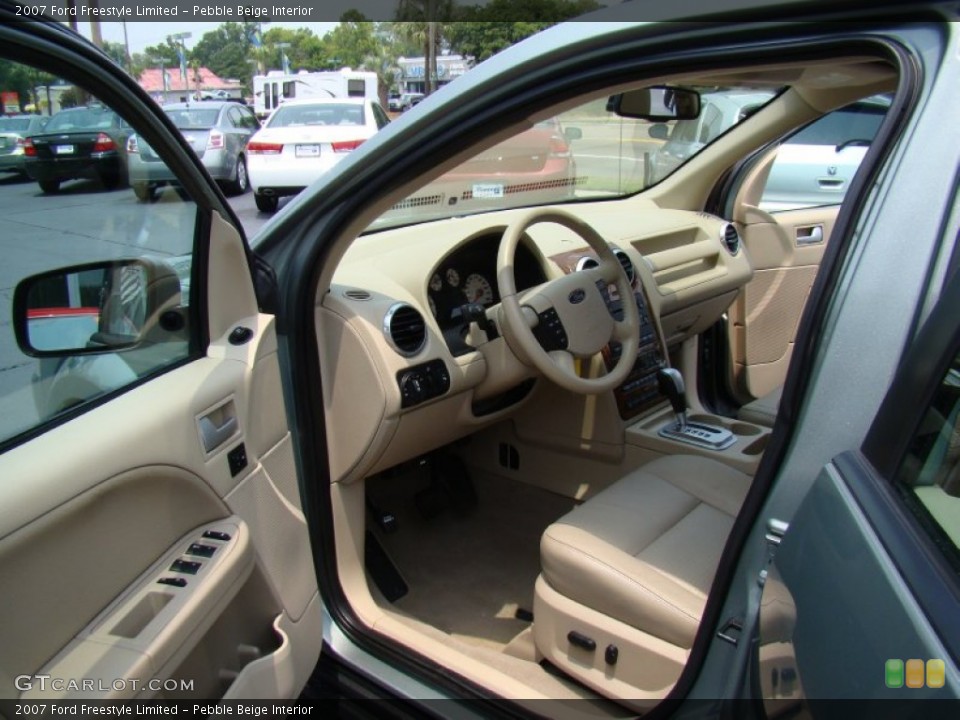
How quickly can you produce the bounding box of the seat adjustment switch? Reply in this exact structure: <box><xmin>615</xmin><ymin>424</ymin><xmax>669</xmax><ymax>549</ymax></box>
<box><xmin>567</xmin><ymin>631</ymin><xmax>596</xmax><ymax>651</ymax></box>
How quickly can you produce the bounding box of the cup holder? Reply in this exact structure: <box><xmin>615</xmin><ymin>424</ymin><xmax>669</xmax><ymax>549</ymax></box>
<box><xmin>729</xmin><ymin>422</ymin><xmax>762</xmax><ymax>437</ymax></box>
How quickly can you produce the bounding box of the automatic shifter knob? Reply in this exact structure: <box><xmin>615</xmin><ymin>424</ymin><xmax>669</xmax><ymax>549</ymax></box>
<box><xmin>657</xmin><ymin>368</ymin><xmax>688</xmax><ymax>428</ymax></box>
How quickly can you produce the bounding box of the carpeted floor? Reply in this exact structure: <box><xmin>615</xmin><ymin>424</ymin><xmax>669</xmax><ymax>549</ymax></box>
<box><xmin>367</xmin><ymin>462</ymin><xmax>576</xmax><ymax>651</ymax></box>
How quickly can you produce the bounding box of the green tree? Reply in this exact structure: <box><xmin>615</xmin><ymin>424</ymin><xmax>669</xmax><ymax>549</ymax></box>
<box><xmin>321</xmin><ymin>19</ymin><xmax>381</xmax><ymax>71</ymax></box>
<box><xmin>193</xmin><ymin>23</ymin><xmax>258</xmax><ymax>88</ymax></box>
<box><xmin>447</xmin><ymin>0</ymin><xmax>600</xmax><ymax>62</ymax></box>
<box><xmin>394</xmin><ymin>1</ymin><xmax>456</xmax><ymax>95</ymax></box>
<box><xmin>102</xmin><ymin>41</ymin><xmax>130</xmax><ymax>71</ymax></box>
<box><xmin>262</xmin><ymin>27</ymin><xmax>327</xmax><ymax>73</ymax></box>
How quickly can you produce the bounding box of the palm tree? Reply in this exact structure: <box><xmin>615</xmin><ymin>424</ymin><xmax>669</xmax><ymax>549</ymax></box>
<box><xmin>394</xmin><ymin>0</ymin><xmax>455</xmax><ymax>96</ymax></box>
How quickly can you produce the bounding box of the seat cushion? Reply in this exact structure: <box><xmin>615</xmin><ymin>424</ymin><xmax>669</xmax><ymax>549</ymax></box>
<box><xmin>540</xmin><ymin>455</ymin><xmax>752</xmax><ymax>648</ymax></box>
<box><xmin>738</xmin><ymin>385</ymin><xmax>783</xmax><ymax>427</ymax></box>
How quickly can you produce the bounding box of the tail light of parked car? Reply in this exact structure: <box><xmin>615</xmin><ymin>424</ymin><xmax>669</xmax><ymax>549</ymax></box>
<box><xmin>548</xmin><ymin>135</ymin><xmax>571</xmax><ymax>158</ymax></box>
<box><xmin>332</xmin><ymin>139</ymin><xmax>365</xmax><ymax>153</ymax></box>
<box><xmin>126</xmin><ymin>135</ymin><xmax>139</xmax><ymax>154</ymax></box>
<box><xmin>248</xmin><ymin>142</ymin><xmax>283</xmax><ymax>155</ymax></box>
<box><xmin>208</xmin><ymin>129</ymin><xmax>225</xmax><ymax>150</ymax></box>
<box><xmin>92</xmin><ymin>133</ymin><xmax>116</xmax><ymax>153</ymax></box>
<box><xmin>22</xmin><ymin>138</ymin><xmax>36</xmax><ymax>157</ymax></box>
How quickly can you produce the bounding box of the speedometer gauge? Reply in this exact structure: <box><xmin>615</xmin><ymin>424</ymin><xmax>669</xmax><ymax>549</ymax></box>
<box><xmin>463</xmin><ymin>273</ymin><xmax>494</xmax><ymax>305</ymax></box>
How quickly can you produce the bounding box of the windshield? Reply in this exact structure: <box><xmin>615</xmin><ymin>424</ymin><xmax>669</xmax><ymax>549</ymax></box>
<box><xmin>267</xmin><ymin>103</ymin><xmax>364</xmax><ymax>128</ymax></box>
<box><xmin>0</xmin><ymin>117</ymin><xmax>31</xmax><ymax>132</ymax></box>
<box><xmin>164</xmin><ymin>108</ymin><xmax>221</xmax><ymax>130</ymax></box>
<box><xmin>46</xmin><ymin>107</ymin><xmax>116</xmax><ymax>132</ymax></box>
<box><xmin>371</xmin><ymin>86</ymin><xmax>779</xmax><ymax>231</ymax></box>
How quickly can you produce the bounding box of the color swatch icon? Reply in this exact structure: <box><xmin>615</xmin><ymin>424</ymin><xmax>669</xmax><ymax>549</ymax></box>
<box><xmin>886</xmin><ymin>658</ymin><xmax>946</xmax><ymax>688</ymax></box>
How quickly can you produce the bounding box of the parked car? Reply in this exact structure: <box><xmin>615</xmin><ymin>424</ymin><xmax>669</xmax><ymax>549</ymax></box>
<box><xmin>649</xmin><ymin>90</ymin><xmax>776</xmax><ymax>181</ymax></box>
<box><xmin>0</xmin><ymin>114</ymin><xmax>48</xmax><ymax>175</ymax></box>
<box><xmin>399</xmin><ymin>92</ymin><xmax>424</xmax><ymax>111</ymax></box>
<box><xmin>4</xmin><ymin>3</ymin><xmax>960</xmax><ymax>715</ymax></box>
<box><xmin>22</xmin><ymin>104</ymin><xmax>132</xmax><ymax>193</ymax></box>
<box><xmin>760</xmin><ymin>94</ymin><xmax>890</xmax><ymax>211</ymax></box>
<box><xmin>127</xmin><ymin>101</ymin><xmax>260</xmax><ymax>201</ymax></box>
<box><xmin>387</xmin><ymin>93</ymin><xmax>402</xmax><ymax>112</ymax></box>
<box><xmin>247</xmin><ymin>97</ymin><xmax>389</xmax><ymax>213</ymax></box>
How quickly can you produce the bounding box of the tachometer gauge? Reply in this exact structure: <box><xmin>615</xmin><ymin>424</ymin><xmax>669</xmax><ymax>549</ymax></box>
<box><xmin>429</xmin><ymin>273</ymin><xmax>443</xmax><ymax>292</ymax></box>
<box><xmin>463</xmin><ymin>273</ymin><xmax>494</xmax><ymax>305</ymax></box>
<box><xmin>445</xmin><ymin>268</ymin><xmax>460</xmax><ymax>287</ymax></box>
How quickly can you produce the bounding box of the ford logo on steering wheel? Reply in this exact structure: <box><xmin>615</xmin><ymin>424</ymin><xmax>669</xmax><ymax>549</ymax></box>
<box><xmin>568</xmin><ymin>289</ymin><xmax>586</xmax><ymax>304</ymax></box>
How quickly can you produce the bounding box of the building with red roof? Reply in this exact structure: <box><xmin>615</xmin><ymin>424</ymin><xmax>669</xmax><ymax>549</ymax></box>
<box><xmin>138</xmin><ymin>67</ymin><xmax>243</xmax><ymax>104</ymax></box>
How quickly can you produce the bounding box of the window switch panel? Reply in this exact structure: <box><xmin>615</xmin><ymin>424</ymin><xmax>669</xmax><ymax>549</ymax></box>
<box><xmin>187</xmin><ymin>543</ymin><xmax>217</xmax><ymax>558</ymax></box>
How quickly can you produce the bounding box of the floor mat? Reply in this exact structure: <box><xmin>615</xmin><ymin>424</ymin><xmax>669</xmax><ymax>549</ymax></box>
<box><xmin>367</xmin><ymin>465</ymin><xmax>575</xmax><ymax>651</ymax></box>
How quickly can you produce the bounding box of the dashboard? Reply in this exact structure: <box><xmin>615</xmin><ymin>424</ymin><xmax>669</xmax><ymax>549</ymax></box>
<box><xmin>319</xmin><ymin>204</ymin><xmax>754</xmax><ymax>484</ymax></box>
<box><xmin>427</xmin><ymin>233</ymin><xmax>546</xmax><ymax>356</ymax></box>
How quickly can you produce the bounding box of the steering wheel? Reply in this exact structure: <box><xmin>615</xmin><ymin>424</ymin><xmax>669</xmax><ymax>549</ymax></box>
<box><xmin>496</xmin><ymin>209</ymin><xmax>640</xmax><ymax>394</ymax></box>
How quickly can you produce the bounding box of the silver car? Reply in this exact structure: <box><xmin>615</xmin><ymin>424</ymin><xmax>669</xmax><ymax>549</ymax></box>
<box><xmin>126</xmin><ymin>101</ymin><xmax>259</xmax><ymax>201</ymax></box>
<box><xmin>0</xmin><ymin>114</ymin><xmax>48</xmax><ymax>175</ymax></box>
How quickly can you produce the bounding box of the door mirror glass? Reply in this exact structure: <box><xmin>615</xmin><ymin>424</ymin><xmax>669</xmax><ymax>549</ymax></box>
<box><xmin>14</xmin><ymin>258</ymin><xmax>185</xmax><ymax>356</ymax></box>
<box><xmin>608</xmin><ymin>86</ymin><xmax>702</xmax><ymax>121</ymax></box>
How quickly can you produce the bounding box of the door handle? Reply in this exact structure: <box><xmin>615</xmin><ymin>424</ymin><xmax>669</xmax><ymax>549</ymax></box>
<box><xmin>198</xmin><ymin>412</ymin><xmax>238</xmax><ymax>453</ymax></box>
<box><xmin>796</xmin><ymin>225</ymin><xmax>823</xmax><ymax>245</ymax></box>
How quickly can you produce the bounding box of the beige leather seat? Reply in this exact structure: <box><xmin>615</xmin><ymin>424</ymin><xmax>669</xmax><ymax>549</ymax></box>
<box><xmin>534</xmin><ymin>455</ymin><xmax>752</xmax><ymax>707</ymax></box>
<box><xmin>738</xmin><ymin>385</ymin><xmax>782</xmax><ymax>427</ymax></box>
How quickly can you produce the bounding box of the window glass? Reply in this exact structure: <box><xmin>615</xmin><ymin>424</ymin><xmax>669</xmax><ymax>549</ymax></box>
<box><xmin>758</xmin><ymin>95</ymin><xmax>889</xmax><ymax>213</ymax></box>
<box><xmin>895</xmin><ymin>351</ymin><xmax>960</xmax><ymax>562</ymax></box>
<box><xmin>0</xmin><ymin>58</ymin><xmax>198</xmax><ymax>446</ymax></box>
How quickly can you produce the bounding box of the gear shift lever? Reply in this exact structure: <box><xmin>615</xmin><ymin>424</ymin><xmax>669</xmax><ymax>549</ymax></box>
<box><xmin>655</xmin><ymin>367</ymin><xmax>736</xmax><ymax>451</ymax></box>
<box><xmin>657</xmin><ymin>368</ymin><xmax>688</xmax><ymax>430</ymax></box>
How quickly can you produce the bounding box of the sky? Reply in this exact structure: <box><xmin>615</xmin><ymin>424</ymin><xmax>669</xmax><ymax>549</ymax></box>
<box><xmin>78</xmin><ymin>21</ymin><xmax>339</xmax><ymax>54</ymax></box>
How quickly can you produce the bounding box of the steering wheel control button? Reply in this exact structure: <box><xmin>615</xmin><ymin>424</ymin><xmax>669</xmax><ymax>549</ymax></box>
<box><xmin>533</xmin><ymin>308</ymin><xmax>568</xmax><ymax>351</ymax></box>
<box><xmin>170</xmin><ymin>559</ymin><xmax>202</xmax><ymax>575</ymax></box>
<box><xmin>187</xmin><ymin>543</ymin><xmax>218</xmax><ymax>558</ymax></box>
<box><xmin>398</xmin><ymin>359</ymin><xmax>451</xmax><ymax>408</ymax></box>
<box><xmin>157</xmin><ymin>577</ymin><xmax>187</xmax><ymax>588</ymax></box>
<box><xmin>202</xmin><ymin>530</ymin><xmax>231</xmax><ymax>541</ymax></box>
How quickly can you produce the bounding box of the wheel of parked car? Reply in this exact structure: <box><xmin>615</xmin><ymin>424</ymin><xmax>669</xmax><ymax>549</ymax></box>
<box><xmin>37</xmin><ymin>178</ymin><xmax>59</xmax><ymax>194</ymax></box>
<box><xmin>255</xmin><ymin>193</ymin><xmax>278</xmax><ymax>213</ymax></box>
<box><xmin>497</xmin><ymin>208</ymin><xmax>640</xmax><ymax>394</ymax></box>
<box><xmin>227</xmin><ymin>155</ymin><xmax>248</xmax><ymax>196</ymax></box>
<box><xmin>132</xmin><ymin>183</ymin><xmax>156</xmax><ymax>203</ymax></box>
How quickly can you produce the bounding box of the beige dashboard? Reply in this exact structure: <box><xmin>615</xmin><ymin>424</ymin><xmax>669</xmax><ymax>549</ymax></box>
<box><xmin>317</xmin><ymin>201</ymin><xmax>753</xmax><ymax>485</ymax></box>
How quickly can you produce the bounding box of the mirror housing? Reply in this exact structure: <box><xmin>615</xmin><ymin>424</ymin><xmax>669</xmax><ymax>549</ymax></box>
<box><xmin>648</xmin><ymin>123</ymin><xmax>670</xmax><ymax>141</ymax></box>
<box><xmin>13</xmin><ymin>258</ymin><xmax>183</xmax><ymax>357</ymax></box>
<box><xmin>607</xmin><ymin>86</ymin><xmax>701</xmax><ymax>121</ymax></box>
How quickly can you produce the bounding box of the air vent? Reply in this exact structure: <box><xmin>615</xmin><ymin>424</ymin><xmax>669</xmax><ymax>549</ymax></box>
<box><xmin>343</xmin><ymin>289</ymin><xmax>371</xmax><ymax>301</ymax></box>
<box><xmin>575</xmin><ymin>256</ymin><xmax>599</xmax><ymax>272</ymax></box>
<box><xmin>721</xmin><ymin>223</ymin><xmax>741</xmax><ymax>255</ymax></box>
<box><xmin>384</xmin><ymin>303</ymin><xmax>426</xmax><ymax>357</ymax></box>
<box><xmin>613</xmin><ymin>249</ymin><xmax>636</xmax><ymax>284</ymax></box>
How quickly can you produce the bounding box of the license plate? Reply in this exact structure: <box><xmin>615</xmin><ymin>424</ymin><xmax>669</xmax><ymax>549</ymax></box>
<box><xmin>295</xmin><ymin>144</ymin><xmax>320</xmax><ymax>158</ymax></box>
<box><xmin>54</xmin><ymin>145</ymin><xmax>75</xmax><ymax>155</ymax></box>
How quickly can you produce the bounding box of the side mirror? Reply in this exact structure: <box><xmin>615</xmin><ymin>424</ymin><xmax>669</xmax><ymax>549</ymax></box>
<box><xmin>13</xmin><ymin>258</ymin><xmax>183</xmax><ymax>357</ymax></box>
<box><xmin>648</xmin><ymin>123</ymin><xmax>670</xmax><ymax>141</ymax></box>
<box><xmin>563</xmin><ymin>126</ymin><xmax>583</xmax><ymax>142</ymax></box>
<box><xmin>608</xmin><ymin>86</ymin><xmax>701</xmax><ymax>121</ymax></box>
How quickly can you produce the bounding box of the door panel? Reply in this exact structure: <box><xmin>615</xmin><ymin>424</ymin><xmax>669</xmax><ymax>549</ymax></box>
<box><xmin>0</xmin><ymin>213</ymin><xmax>319</xmax><ymax>699</ymax></box>
<box><xmin>730</xmin><ymin>197</ymin><xmax>838</xmax><ymax>403</ymax></box>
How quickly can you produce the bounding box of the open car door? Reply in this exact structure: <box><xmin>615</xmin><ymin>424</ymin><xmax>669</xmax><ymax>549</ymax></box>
<box><xmin>0</xmin><ymin>19</ymin><xmax>320</xmax><ymax>702</ymax></box>
<box><xmin>754</xmin><ymin>269</ymin><xmax>960</xmax><ymax>710</ymax></box>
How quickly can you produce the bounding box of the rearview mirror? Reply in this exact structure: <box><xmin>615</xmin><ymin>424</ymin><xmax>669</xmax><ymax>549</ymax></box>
<box><xmin>13</xmin><ymin>258</ymin><xmax>183</xmax><ymax>357</ymax></box>
<box><xmin>607</xmin><ymin>86</ymin><xmax>702</xmax><ymax>121</ymax></box>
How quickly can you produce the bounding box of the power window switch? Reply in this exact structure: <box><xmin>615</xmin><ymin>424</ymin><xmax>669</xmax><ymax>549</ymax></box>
<box><xmin>170</xmin><ymin>559</ymin><xmax>202</xmax><ymax>575</ymax></box>
<box><xmin>202</xmin><ymin>530</ymin><xmax>231</xmax><ymax>542</ymax></box>
<box><xmin>187</xmin><ymin>543</ymin><xmax>217</xmax><ymax>558</ymax></box>
<box><xmin>157</xmin><ymin>577</ymin><xmax>187</xmax><ymax>588</ymax></box>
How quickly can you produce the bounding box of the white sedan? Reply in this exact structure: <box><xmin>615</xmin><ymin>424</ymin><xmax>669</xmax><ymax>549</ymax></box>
<box><xmin>247</xmin><ymin>97</ymin><xmax>389</xmax><ymax>213</ymax></box>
